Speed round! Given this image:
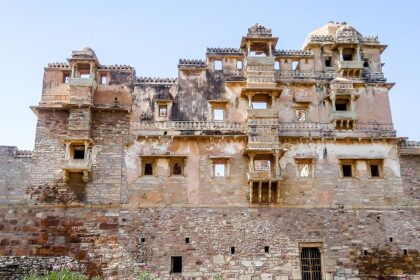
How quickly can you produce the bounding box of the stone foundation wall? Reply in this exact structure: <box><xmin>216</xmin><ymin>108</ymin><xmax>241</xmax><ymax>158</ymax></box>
<box><xmin>0</xmin><ymin>256</ymin><xmax>84</xmax><ymax>280</ymax></box>
<box><xmin>0</xmin><ymin>206</ymin><xmax>418</xmax><ymax>279</ymax></box>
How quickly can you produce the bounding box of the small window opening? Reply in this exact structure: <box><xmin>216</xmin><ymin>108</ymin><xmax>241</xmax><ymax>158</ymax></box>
<box><xmin>73</xmin><ymin>147</ymin><xmax>85</xmax><ymax>159</ymax></box>
<box><xmin>172</xmin><ymin>163</ymin><xmax>183</xmax><ymax>176</ymax></box>
<box><xmin>171</xmin><ymin>256</ymin><xmax>182</xmax><ymax>273</ymax></box>
<box><xmin>213</xmin><ymin>109</ymin><xmax>224</xmax><ymax>121</ymax></box>
<box><xmin>404</xmin><ymin>249</ymin><xmax>408</xmax><ymax>256</ymax></box>
<box><xmin>144</xmin><ymin>163</ymin><xmax>153</xmax><ymax>175</ymax></box>
<box><xmin>364</xmin><ymin>250</ymin><xmax>368</xmax><ymax>256</ymax></box>
<box><xmin>377</xmin><ymin>216</ymin><xmax>381</xmax><ymax>220</ymax></box>
<box><xmin>100</xmin><ymin>75</ymin><xmax>107</xmax><ymax>84</ymax></box>
<box><xmin>342</xmin><ymin>49</ymin><xmax>354</xmax><ymax>61</ymax></box>
<box><xmin>80</xmin><ymin>73</ymin><xmax>90</xmax><ymax>79</ymax></box>
<box><xmin>185</xmin><ymin>238</ymin><xmax>190</xmax><ymax>244</ymax></box>
<box><xmin>363</xmin><ymin>59</ymin><xmax>369</xmax><ymax>68</ymax></box>
<box><xmin>274</xmin><ymin>61</ymin><xmax>280</xmax><ymax>70</ymax></box>
<box><xmin>251</xmin><ymin>101</ymin><xmax>267</xmax><ymax>109</ymax></box>
<box><xmin>254</xmin><ymin>160</ymin><xmax>271</xmax><ymax>171</ymax></box>
<box><xmin>370</xmin><ymin>165</ymin><xmax>380</xmax><ymax>177</ymax></box>
<box><xmin>264</xmin><ymin>246</ymin><xmax>270</xmax><ymax>253</ymax></box>
<box><xmin>325</xmin><ymin>57</ymin><xmax>332</xmax><ymax>67</ymax></box>
<box><xmin>140</xmin><ymin>237</ymin><xmax>145</xmax><ymax>243</ymax></box>
<box><xmin>389</xmin><ymin>237</ymin><xmax>393</xmax><ymax>242</ymax></box>
<box><xmin>342</xmin><ymin>164</ymin><xmax>353</xmax><ymax>177</ymax></box>
<box><xmin>63</xmin><ymin>74</ymin><xmax>70</xmax><ymax>83</ymax></box>
<box><xmin>236</xmin><ymin>60</ymin><xmax>243</xmax><ymax>70</ymax></box>
<box><xmin>335</xmin><ymin>101</ymin><xmax>348</xmax><ymax>111</ymax></box>
<box><xmin>159</xmin><ymin>105</ymin><xmax>168</xmax><ymax>117</ymax></box>
<box><xmin>214</xmin><ymin>163</ymin><xmax>225</xmax><ymax>177</ymax></box>
<box><xmin>292</xmin><ymin>61</ymin><xmax>299</xmax><ymax>70</ymax></box>
<box><xmin>230</xmin><ymin>247</ymin><xmax>235</xmax><ymax>254</ymax></box>
<box><xmin>214</xmin><ymin>60</ymin><xmax>222</xmax><ymax>71</ymax></box>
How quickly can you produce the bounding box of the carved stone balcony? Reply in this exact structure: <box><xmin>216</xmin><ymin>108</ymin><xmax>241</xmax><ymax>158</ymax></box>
<box><xmin>337</xmin><ymin>60</ymin><xmax>364</xmax><ymax>71</ymax></box>
<box><xmin>62</xmin><ymin>158</ymin><xmax>92</xmax><ymax>172</ymax></box>
<box><xmin>330</xmin><ymin>111</ymin><xmax>358</xmax><ymax>129</ymax></box>
<box><xmin>247</xmin><ymin>170</ymin><xmax>280</xmax><ymax>181</ymax></box>
<box><xmin>68</xmin><ymin>77</ymin><xmax>96</xmax><ymax>87</ymax></box>
<box><xmin>247</xmin><ymin>108</ymin><xmax>278</xmax><ymax>119</ymax></box>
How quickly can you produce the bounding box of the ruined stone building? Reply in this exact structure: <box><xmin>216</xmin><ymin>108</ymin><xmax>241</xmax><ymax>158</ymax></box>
<box><xmin>0</xmin><ymin>22</ymin><xmax>419</xmax><ymax>279</ymax></box>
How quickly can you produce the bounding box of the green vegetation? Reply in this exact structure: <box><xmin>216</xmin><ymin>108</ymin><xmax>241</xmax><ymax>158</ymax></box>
<box><xmin>134</xmin><ymin>271</ymin><xmax>158</xmax><ymax>280</ymax></box>
<box><xmin>21</xmin><ymin>269</ymin><xmax>97</xmax><ymax>280</ymax></box>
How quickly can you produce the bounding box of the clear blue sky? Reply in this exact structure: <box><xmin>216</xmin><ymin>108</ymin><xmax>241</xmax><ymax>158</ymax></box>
<box><xmin>0</xmin><ymin>0</ymin><xmax>419</xmax><ymax>150</ymax></box>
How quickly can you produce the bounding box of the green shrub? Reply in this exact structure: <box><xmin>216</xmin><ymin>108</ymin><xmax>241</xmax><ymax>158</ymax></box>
<box><xmin>21</xmin><ymin>269</ymin><xmax>90</xmax><ymax>280</ymax></box>
<box><xmin>134</xmin><ymin>271</ymin><xmax>158</xmax><ymax>280</ymax></box>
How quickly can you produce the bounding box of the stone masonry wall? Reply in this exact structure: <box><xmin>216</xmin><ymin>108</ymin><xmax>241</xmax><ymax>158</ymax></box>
<box><xmin>0</xmin><ymin>206</ymin><xmax>418</xmax><ymax>279</ymax></box>
<box><xmin>399</xmin><ymin>155</ymin><xmax>420</xmax><ymax>206</ymax></box>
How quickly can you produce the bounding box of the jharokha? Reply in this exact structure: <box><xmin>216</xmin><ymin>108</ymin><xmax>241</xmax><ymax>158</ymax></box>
<box><xmin>0</xmin><ymin>22</ymin><xmax>419</xmax><ymax>280</ymax></box>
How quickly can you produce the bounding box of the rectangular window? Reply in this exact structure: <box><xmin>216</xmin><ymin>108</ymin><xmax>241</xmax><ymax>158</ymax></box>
<box><xmin>343</xmin><ymin>48</ymin><xmax>354</xmax><ymax>61</ymax></box>
<box><xmin>63</xmin><ymin>74</ymin><xmax>70</xmax><ymax>83</ymax></box>
<box><xmin>370</xmin><ymin>164</ymin><xmax>379</xmax><ymax>177</ymax></box>
<box><xmin>72</xmin><ymin>146</ymin><xmax>85</xmax><ymax>159</ymax></box>
<box><xmin>368</xmin><ymin>160</ymin><xmax>383</xmax><ymax>178</ymax></box>
<box><xmin>296</xmin><ymin>109</ymin><xmax>306</xmax><ymax>122</ymax></box>
<box><xmin>254</xmin><ymin>160</ymin><xmax>271</xmax><ymax>171</ymax></box>
<box><xmin>292</xmin><ymin>61</ymin><xmax>299</xmax><ymax>70</ymax></box>
<box><xmin>251</xmin><ymin>101</ymin><xmax>267</xmax><ymax>109</ymax></box>
<box><xmin>274</xmin><ymin>61</ymin><xmax>280</xmax><ymax>70</ymax></box>
<box><xmin>159</xmin><ymin>105</ymin><xmax>168</xmax><ymax>117</ymax></box>
<box><xmin>297</xmin><ymin>163</ymin><xmax>311</xmax><ymax>178</ymax></box>
<box><xmin>300</xmin><ymin>247</ymin><xmax>322</xmax><ymax>280</ymax></box>
<box><xmin>341</xmin><ymin>164</ymin><xmax>353</xmax><ymax>177</ymax></box>
<box><xmin>324</xmin><ymin>57</ymin><xmax>332</xmax><ymax>67</ymax></box>
<box><xmin>171</xmin><ymin>256</ymin><xmax>182</xmax><ymax>273</ymax></box>
<box><xmin>335</xmin><ymin>101</ymin><xmax>348</xmax><ymax>111</ymax></box>
<box><xmin>170</xmin><ymin>160</ymin><xmax>184</xmax><ymax>176</ymax></box>
<box><xmin>214</xmin><ymin>163</ymin><xmax>225</xmax><ymax>177</ymax></box>
<box><xmin>80</xmin><ymin>73</ymin><xmax>90</xmax><ymax>79</ymax></box>
<box><xmin>213</xmin><ymin>109</ymin><xmax>224</xmax><ymax>121</ymax></box>
<box><xmin>143</xmin><ymin>163</ymin><xmax>153</xmax><ymax>176</ymax></box>
<box><xmin>100</xmin><ymin>75</ymin><xmax>107</xmax><ymax>84</ymax></box>
<box><xmin>236</xmin><ymin>60</ymin><xmax>243</xmax><ymax>70</ymax></box>
<box><xmin>214</xmin><ymin>60</ymin><xmax>222</xmax><ymax>71</ymax></box>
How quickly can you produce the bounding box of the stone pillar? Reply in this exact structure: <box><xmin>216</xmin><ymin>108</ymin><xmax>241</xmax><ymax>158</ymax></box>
<box><xmin>275</xmin><ymin>150</ymin><xmax>281</xmax><ymax>177</ymax></box>
<box><xmin>89</xmin><ymin>62</ymin><xmax>94</xmax><ymax>78</ymax></box>
<box><xmin>268</xmin><ymin>181</ymin><xmax>272</xmax><ymax>203</ymax></box>
<box><xmin>268</xmin><ymin>42</ymin><xmax>272</xmax><ymax>57</ymax></box>
<box><xmin>250</xmin><ymin>153</ymin><xmax>255</xmax><ymax>172</ymax></box>
<box><xmin>84</xmin><ymin>141</ymin><xmax>88</xmax><ymax>160</ymax></box>
<box><xmin>65</xmin><ymin>143</ymin><xmax>70</xmax><ymax>160</ymax></box>
<box><xmin>339</xmin><ymin>47</ymin><xmax>343</xmax><ymax>61</ymax></box>
<box><xmin>331</xmin><ymin>93</ymin><xmax>336</xmax><ymax>111</ymax></box>
<box><xmin>350</xmin><ymin>94</ymin><xmax>356</xmax><ymax>111</ymax></box>
<box><xmin>247</xmin><ymin>42</ymin><xmax>251</xmax><ymax>55</ymax></box>
<box><xmin>249</xmin><ymin>182</ymin><xmax>253</xmax><ymax>203</ymax></box>
<box><xmin>258</xmin><ymin>181</ymin><xmax>262</xmax><ymax>203</ymax></box>
<box><xmin>356</xmin><ymin>45</ymin><xmax>361</xmax><ymax>61</ymax></box>
<box><xmin>71</xmin><ymin>65</ymin><xmax>75</xmax><ymax>78</ymax></box>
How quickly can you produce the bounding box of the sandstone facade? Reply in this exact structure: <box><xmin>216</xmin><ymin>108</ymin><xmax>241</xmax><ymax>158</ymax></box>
<box><xmin>0</xmin><ymin>22</ymin><xmax>419</xmax><ymax>279</ymax></box>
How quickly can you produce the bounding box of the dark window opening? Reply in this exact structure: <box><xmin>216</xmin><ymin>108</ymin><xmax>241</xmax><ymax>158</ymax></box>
<box><xmin>144</xmin><ymin>163</ymin><xmax>153</xmax><ymax>175</ymax></box>
<box><xmin>264</xmin><ymin>246</ymin><xmax>270</xmax><ymax>253</ymax></box>
<box><xmin>370</xmin><ymin>165</ymin><xmax>380</xmax><ymax>177</ymax></box>
<box><xmin>171</xmin><ymin>256</ymin><xmax>182</xmax><ymax>273</ymax></box>
<box><xmin>270</xmin><ymin>183</ymin><xmax>278</xmax><ymax>203</ymax></box>
<box><xmin>342</xmin><ymin>49</ymin><xmax>354</xmax><ymax>61</ymax></box>
<box><xmin>73</xmin><ymin>149</ymin><xmax>85</xmax><ymax>160</ymax></box>
<box><xmin>325</xmin><ymin>57</ymin><xmax>332</xmax><ymax>67</ymax></box>
<box><xmin>172</xmin><ymin>163</ymin><xmax>182</xmax><ymax>175</ymax></box>
<box><xmin>252</xmin><ymin>182</ymin><xmax>259</xmax><ymax>204</ymax></box>
<box><xmin>335</xmin><ymin>102</ymin><xmax>348</xmax><ymax>111</ymax></box>
<box><xmin>230</xmin><ymin>247</ymin><xmax>235</xmax><ymax>254</ymax></box>
<box><xmin>260</xmin><ymin>182</ymin><xmax>269</xmax><ymax>203</ymax></box>
<box><xmin>363</xmin><ymin>59</ymin><xmax>369</xmax><ymax>68</ymax></box>
<box><xmin>404</xmin><ymin>249</ymin><xmax>408</xmax><ymax>256</ymax></box>
<box><xmin>140</xmin><ymin>237</ymin><xmax>145</xmax><ymax>243</ymax></box>
<box><xmin>185</xmin><ymin>238</ymin><xmax>190</xmax><ymax>244</ymax></box>
<box><xmin>364</xmin><ymin>250</ymin><xmax>368</xmax><ymax>256</ymax></box>
<box><xmin>389</xmin><ymin>237</ymin><xmax>393</xmax><ymax>242</ymax></box>
<box><xmin>301</xmin><ymin>247</ymin><xmax>322</xmax><ymax>280</ymax></box>
<box><xmin>342</xmin><ymin>165</ymin><xmax>353</xmax><ymax>177</ymax></box>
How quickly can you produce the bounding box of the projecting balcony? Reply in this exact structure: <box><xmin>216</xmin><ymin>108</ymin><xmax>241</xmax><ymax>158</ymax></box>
<box><xmin>247</xmin><ymin>108</ymin><xmax>278</xmax><ymax>119</ymax></box>
<box><xmin>337</xmin><ymin>60</ymin><xmax>364</xmax><ymax>71</ymax></box>
<box><xmin>247</xmin><ymin>170</ymin><xmax>282</xmax><ymax>181</ymax></box>
<box><xmin>68</xmin><ymin>76</ymin><xmax>96</xmax><ymax>87</ymax></box>
<box><xmin>62</xmin><ymin>158</ymin><xmax>92</xmax><ymax>173</ymax></box>
<box><xmin>246</xmin><ymin>56</ymin><xmax>275</xmax><ymax>66</ymax></box>
<box><xmin>330</xmin><ymin>111</ymin><xmax>358</xmax><ymax>130</ymax></box>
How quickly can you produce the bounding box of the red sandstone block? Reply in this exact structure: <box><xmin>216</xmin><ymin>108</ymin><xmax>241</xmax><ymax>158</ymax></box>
<box><xmin>99</xmin><ymin>223</ymin><xmax>118</xmax><ymax>230</ymax></box>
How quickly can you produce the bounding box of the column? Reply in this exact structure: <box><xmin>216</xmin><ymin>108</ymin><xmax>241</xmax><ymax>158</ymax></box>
<box><xmin>84</xmin><ymin>141</ymin><xmax>88</xmax><ymax>160</ymax></box>
<box><xmin>268</xmin><ymin>42</ymin><xmax>272</xmax><ymax>57</ymax></box>
<box><xmin>339</xmin><ymin>47</ymin><xmax>343</xmax><ymax>61</ymax></box>
<box><xmin>247</xmin><ymin>42</ymin><xmax>251</xmax><ymax>55</ymax></box>
<box><xmin>65</xmin><ymin>143</ymin><xmax>70</xmax><ymax>160</ymax></box>
<box><xmin>71</xmin><ymin>65</ymin><xmax>75</xmax><ymax>78</ymax></box>
<box><xmin>250</xmin><ymin>153</ymin><xmax>255</xmax><ymax>172</ymax></box>
<box><xmin>331</xmin><ymin>93</ymin><xmax>336</xmax><ymax>111</ymax></box>
<box><xmin>258</xmin><ymin>181</ymin><xmax>262</xmax><ymax>203</ymax></box>
<box><xmin>249</xmin><ymin>182</ymin><xmax>253</xmax><ymax>203</ymax></box>
<box><xmin>355</xmin><ymin>45</ymin><xmax>361</xmax><ymax>61</ymax></box>
<box><xmin>268</xmin><ymin>181</ymin><xmax>272</xmax><ymax>203</ymax></box>
<box><xmin>350</xmin><ymin>95</ymin><xmax>356</xmax><ymax>112</ymax></box>
<box><xmin>89</xmin><ymin>62</ymin><xmax>94</xmax><ymax>78</ymax></box>
<box><xmin>275</xmin><ymin>150</ymin><xmax>281</xmax><ymax>178</ymax></box>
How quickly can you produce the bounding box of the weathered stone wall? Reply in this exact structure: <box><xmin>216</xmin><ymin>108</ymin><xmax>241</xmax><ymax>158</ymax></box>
<box><xmin>399</xmin><ymin>155</ymin><xmax>420</xmax><ymax>206</ymax></box>
<box><xmin>0</xmin><ymin>256</ymin><xmax>84</xmax><ymax>280</ymax></box>
<box><xmin>0</xmin><ymin>206</ymin><xmax>418</xmax><ymax>279</ymax></box>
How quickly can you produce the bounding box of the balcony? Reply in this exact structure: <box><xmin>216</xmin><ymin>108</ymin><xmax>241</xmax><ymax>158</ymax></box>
<box><xmin>330</xmin><ymin>111</ymin><xmax>357</xmax><ymax>121</ymax></box>
<box><xmin>247</xmin><ymin>108</ymin><xmax>278</xmax><ymax>119</ymax></box>
<box><xmin>246</xmin><ymin>56</ymin><xmax>275</xmax><ymax>66</ymax></box>
<box><xmin>68</xmin><ymin>76</ymin><xmax>96</xmax><ymax>87</ymax></box>
<box><xmin>62</xmin><ymin>158</ymin><xmax>92</xmax><ymax>172</ymax></box>
<box><xmin>337</xmin><ymin>60</ymin><xmax>364</xmax><ymax>71</ymax></box>
<box><xmin>247</xmin><ymin>170</ymin><xmax>277</xmax><ymax>181</ymax></box>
